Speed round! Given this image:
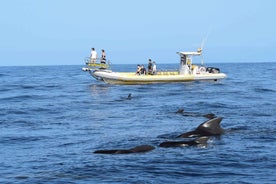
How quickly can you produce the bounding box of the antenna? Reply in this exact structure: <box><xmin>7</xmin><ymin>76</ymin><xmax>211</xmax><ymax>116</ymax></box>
<box><xmin>199</xmin><ymin>29</ymin><xmax>212</xmax><ymax>66</ymax></box>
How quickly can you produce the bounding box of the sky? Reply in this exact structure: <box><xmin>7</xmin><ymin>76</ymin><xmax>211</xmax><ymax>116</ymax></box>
<box><xmin>0</xmin><ymin>0</ymin><xmax>275</xmax><ymax>66</ymax></box>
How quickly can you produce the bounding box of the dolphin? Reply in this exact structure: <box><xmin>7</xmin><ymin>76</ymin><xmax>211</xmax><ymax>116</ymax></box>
<box><xmin>114</xmin><ymin>93</ymin><xmax>132</xmax><ymax>102</ymax></box>
<box><xmin>126</xmin><ymin>93</ymin><xmax>132</xmax><ymax>100</ymax></box>
<box><xmin>175</xmin><ymin>108</ymin><xmax>185</xmax><ymax>113</ymax></box>
<box><xmin>177</xmin><ymin>117</ymin><xmax>224</xmax><ymax>138</ymax></box>
<box><xmin>94</xmin><ymin>145</ymin><xmax>155</xmax><ymax>154</ymax></box>
<box><xmin>159</xmin><ymin>136</ymin><xmax>209</xmax><ymax>148</ymax></box>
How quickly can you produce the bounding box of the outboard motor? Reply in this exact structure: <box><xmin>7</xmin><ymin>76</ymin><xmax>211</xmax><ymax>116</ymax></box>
<box><xmin>206</xmin><ymin>67</ymin><xmax>220</xmax><ymax>73</ymax></box>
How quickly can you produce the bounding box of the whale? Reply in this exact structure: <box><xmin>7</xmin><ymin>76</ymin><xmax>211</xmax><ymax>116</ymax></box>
<box><xmin>94</xmin><ymin>117</ymin><xmax>224</xmax><ymax>154</ymax></box>
<box><xmin>94</xmin><ymin>145</ymin><xmax>155</xmax><ymax>154</ymax></box>
<box><xmin>177</xmin><ymin>117</ymin><xmax>224</xmax><ymax>138</ymax></box>
<box><xmin>175</xmin><ymin>108</ymin><xmax>216</xmax><ymax>119</ymax></box>
<box><xmin>159</xmin><ymin>136</ymin><xmax>209</xmax><ymax>148</ymax></box>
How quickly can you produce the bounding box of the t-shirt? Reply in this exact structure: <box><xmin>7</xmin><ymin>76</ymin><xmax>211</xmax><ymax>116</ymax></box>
<box><xmin>91</xmin><ymin>51</ymin><xmax>97</xmax><ymax>59</ymax></box>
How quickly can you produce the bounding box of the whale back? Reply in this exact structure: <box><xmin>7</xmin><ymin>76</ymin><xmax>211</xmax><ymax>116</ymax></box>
<box><xmin>159</xmin><ymin>137</ymin><xmax>209</xmax><ymax>147</ymax></box>
<box><xmin>129</xmin><ymin>145</ymin><xmax>155</xmax><ymax>153</ymax></box>
<box><xmin>94</xmin><ymin>145</ymin><xmax>155</xmax><ymax>154</ymax></box>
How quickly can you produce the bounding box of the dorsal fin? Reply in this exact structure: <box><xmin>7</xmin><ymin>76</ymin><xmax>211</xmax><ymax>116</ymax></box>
<box><xmin>196</xmin><ymin>117</ymin><xmax>224</xmax><ymax>135</ymax></box>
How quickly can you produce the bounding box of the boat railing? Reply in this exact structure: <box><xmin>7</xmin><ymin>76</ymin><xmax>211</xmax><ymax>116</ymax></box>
<box><xmin>84</xmin><ymin>57</ymin><xmax>110</xmax><ymax>69</ymax></box>
<box><xmin>156</xmin><ymin>69</ymin><xmax>178</xmax><ymax>75</ymax></box>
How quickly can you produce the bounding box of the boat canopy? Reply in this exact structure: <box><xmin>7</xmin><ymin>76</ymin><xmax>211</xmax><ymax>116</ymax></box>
<box><xmin>177</xmin><ymin>51</ymin><xmax>201</xmax><ymax>56</ymax></box>
<box><xmin>177</xmin><ymin>49</ymin><xmax>203</xmax><ymax>75</ymax></box>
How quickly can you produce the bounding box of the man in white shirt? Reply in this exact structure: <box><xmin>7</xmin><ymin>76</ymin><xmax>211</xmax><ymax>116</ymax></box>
<box><xmin>152</xmin><ymin>61</ymin><xmax>157</xmax><ymax>75</ymax></box>
<box><xmin>90</xmin><ymin>48</ymin><xmax>97</xmax><ymax>63</ymax></box>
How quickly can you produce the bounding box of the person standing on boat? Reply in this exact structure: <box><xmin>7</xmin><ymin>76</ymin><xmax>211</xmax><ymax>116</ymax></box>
<box><xmin>90</xmin><ymin>48</ymin><xmax>97</xmax><ymax>63</ymax></box>
<box><xmin>152</xmin><ymin>61</ymin><xmax>157</xmax><ymax>75</ymax></box>
<box><xmin>148</xmin><ymin>59</ymin><xmax>153</xmax><ymax>75</ymax></box>
<box><xmin>101</xmin><ymin>49</ymin><xmax>106</xmax><ymax>64</ymax></box>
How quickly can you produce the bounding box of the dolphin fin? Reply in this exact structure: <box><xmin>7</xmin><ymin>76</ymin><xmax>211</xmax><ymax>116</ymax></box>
<box><xmin>176</xmin><ymin>108</ymin><xmax>184</xmax><ymax>113</ymax></box>
<box><xmin>197</xmin><ymin>117</ymin><xmax>224</xmax><ymax>135</ymax></box>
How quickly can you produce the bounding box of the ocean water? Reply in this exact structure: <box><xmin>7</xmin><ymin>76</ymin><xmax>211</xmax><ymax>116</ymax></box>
<box><xmin>0</xmin><ymin>62</ymin><xmax>275</xmax><ymax>184</ymax></box>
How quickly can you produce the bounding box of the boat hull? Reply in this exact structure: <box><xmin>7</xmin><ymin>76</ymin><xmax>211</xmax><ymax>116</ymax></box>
<box><xmin>91</xmin><ymin>70</ymin><xmax>227</xmax><ymax>85</ymax></box>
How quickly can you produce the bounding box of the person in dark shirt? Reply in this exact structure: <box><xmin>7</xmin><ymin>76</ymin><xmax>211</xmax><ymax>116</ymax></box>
<box><xmin>141</xmin><ymin>65</ymin><xmax>146</xmax><ymax>75</ymax></box>
<box><xmin>101</xmin><ymin>49</ymin><xmax>106</xmax><ymax>64</ymax></box>
<box><xmin>148</xmin><ymin>59</ymin><xmax>153</xmax><ymax>75</ymax></box>
<box><xmin>136</xmin><ymin>65</ymin><xmax>141</xmax><ymax>75</ymax></box>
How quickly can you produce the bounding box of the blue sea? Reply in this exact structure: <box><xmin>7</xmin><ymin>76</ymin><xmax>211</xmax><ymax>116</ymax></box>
<box><xmin>0</xmin><ymin>62</ymin><xmax>275</xmax><ymax>184</ymax></box>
